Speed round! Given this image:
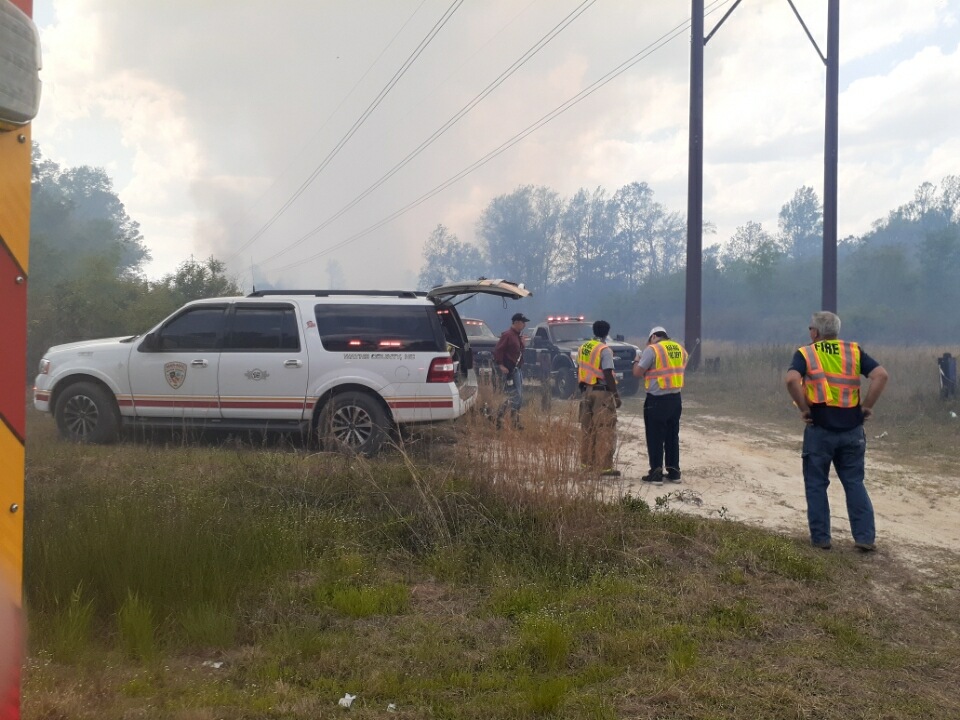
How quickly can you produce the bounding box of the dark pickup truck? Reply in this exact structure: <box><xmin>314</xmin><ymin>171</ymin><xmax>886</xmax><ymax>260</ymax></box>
<box><xmin>521</xmin><ymin>317</ymin><xmax>642</xmax><ymax>398</ymax></box>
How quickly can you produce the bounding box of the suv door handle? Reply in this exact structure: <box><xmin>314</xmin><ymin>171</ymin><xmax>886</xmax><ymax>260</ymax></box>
<box><xmin>284</xmin><ymin>359</ymin><xmax>303</xmax><ymax>368</ymax></box>
<box><xmin>191</xmin><ymin>359</ymin><xmax>208</xmax><ymax>368</ymax></box>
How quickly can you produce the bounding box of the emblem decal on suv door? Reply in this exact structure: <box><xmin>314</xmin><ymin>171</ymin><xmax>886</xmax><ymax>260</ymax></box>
<box><xmin>244</xmin><ymin>368</ymin><xmax>270</xmax><ymax>381</ymax></box>
<box><xmin>164</xmin><ymin>362</ymin><xmax>187</xmax><ymax>389</ymax></box>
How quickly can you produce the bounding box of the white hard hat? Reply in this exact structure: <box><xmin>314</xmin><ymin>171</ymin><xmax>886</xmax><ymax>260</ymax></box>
<box><xmin>648</xmin><ymin>326</ymin><xmax>667</xmax><ymax>339</ymax></box>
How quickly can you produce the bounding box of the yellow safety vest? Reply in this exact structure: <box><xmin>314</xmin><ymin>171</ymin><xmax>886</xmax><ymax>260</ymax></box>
<box><xmin>577</xmin><ymin>340</ymin><xmax>608</xmax><ymax>385</ymax></box>
<box><xmin>645</xmin><ymin>340</ymin><xmax>687</xmax><ymax>391</ymax></box>
<box><xmin>799</xmin><ymin>340</ymin><xmax>861</xmax><ymax>407</ymax></box>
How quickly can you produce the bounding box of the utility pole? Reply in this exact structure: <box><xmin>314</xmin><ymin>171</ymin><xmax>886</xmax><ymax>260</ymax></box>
<box><xmin>684</xmin><ymin>0</ymin><xmax>704</xmax><ymax>371</ymax></box>
<box><xmin>785</xmin><ymin>0</ymin><xmax>840</xmax><ymax>309</ymax></box>
<box><xmin>822</xmin><ymin>0</ymin><xmax>839</xmax><ymax>311</ymax></box>
<box><xmin>685</xmin><ymin>0</ymin><xmax>743</xmax><ymax>371</ymax></box>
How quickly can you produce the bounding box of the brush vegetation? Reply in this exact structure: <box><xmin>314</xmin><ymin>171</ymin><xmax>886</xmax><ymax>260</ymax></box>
<box><xmin>22</xmin><ymin>344</ymin><xmax>960</xmax><ymax>719</ymax></box>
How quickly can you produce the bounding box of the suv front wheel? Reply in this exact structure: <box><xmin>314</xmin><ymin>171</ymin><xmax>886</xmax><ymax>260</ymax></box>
<box><xmin>54</xmin><ymin>381</ymin><xmax>121</xmax><ymax>444</ymax></box>
<box><xmin>317</xmin><ymin>391</ymin><xmax>389</xmax><ymax>456</ymax></box>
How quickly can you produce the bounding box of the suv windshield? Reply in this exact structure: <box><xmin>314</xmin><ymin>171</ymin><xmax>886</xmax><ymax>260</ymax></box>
<box><xmin>549</xmin><ymin>322</ymin><xmax>594</xmax><ymax>343</ymax></box>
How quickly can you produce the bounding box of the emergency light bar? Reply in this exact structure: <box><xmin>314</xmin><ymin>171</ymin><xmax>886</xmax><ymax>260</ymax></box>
<box><xmin>547</xmin><ymin>315</ymin><xmax>585</xmax><ymax>322</ymax></box>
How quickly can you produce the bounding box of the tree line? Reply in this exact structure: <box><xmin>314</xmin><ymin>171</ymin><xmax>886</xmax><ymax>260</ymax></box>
<box><xmin>419</xmin><ymin>178</ymin><xmax>960</xmax><ymax>345</ymax></box>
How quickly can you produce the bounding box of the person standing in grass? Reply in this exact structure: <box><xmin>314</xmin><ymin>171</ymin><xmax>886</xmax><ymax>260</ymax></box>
<box><xmin>785</xmin><ymin>311</ymin><xmax>889</xmax><ymax>552</ymax></box>
<box><xmin>632</xmin><ymin>326</ymin><xmax>688</xmax><ymax>485</ymax></box>
<box><xmin>493</xmin><ymin>312</ymin><xmax>529</xmax><ymax>429</ymax></box>
<box><xmin>578</xmin><ymin>320</ymin><xmax>622</xmax><ymax>477</ymax></box>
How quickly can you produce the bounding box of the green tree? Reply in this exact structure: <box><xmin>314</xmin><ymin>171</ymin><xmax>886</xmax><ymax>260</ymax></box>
<box><xmin>476</xmin><ymin>185</ymin><xmax>561</xmax><ymax>293</ymax></box>
<box><xmin>720</xmin><ymin>221</ymin><xmax>785</xmax><ymax>288</ymax></box>
<box><xmin>612</xmin><ymin>181</ymin><xmax>686</xmax><ymax>285</ymax></box>
<box><xmin>417</xmin><ymin>224</ymin><xmax>486</xmax><ymax>289</ymax></box>
<box><xmin>30</xmin><ymin>143</ymin><xmax>149</xmax><ymax>274</ymax></box>
<box><xmin>556</xmin><ymin>187</ymin><xmax>617</xmax><ymax>290</ymax></box>
<box><xmin>778</xmin><ymin>186</ymin><xmax>822</xmax><ymax>261</ymax></box>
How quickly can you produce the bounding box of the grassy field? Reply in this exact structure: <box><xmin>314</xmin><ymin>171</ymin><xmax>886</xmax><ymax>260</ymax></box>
<box><xmin>21</xmin><ymin>346</ymin><xmax>960</xmax><ymax>719</ymax></box>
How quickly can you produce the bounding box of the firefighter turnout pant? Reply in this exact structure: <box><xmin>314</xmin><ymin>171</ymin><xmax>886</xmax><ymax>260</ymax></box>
<box><xmin>579</xmin><ymin>386</ymin><xmax>617</xmax><ymax>471</ymax></box>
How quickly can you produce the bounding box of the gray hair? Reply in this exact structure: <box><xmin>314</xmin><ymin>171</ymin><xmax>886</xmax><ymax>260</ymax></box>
<box><xmin>811</xmin><ymin>311</ymin><xmax>841</xmax><ymax>338</ymax></box>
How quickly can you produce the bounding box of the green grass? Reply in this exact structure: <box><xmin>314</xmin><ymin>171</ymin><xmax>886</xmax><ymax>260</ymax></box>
<box><xmin>20</xmin><ymin>400</ymin><xmax>960</xmax><ymax>719</ymax></box>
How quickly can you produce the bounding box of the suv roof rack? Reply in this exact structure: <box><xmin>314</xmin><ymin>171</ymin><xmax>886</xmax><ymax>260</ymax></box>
<box><xmin>247</xmin><ymin>289</ymin><xmax>423</xmax><ymax>298</ymax></box>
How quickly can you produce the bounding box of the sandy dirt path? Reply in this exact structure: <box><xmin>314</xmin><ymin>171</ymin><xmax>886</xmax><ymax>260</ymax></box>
<box><xmin>608</xmin><ymin>407</ymin><xmax>960</xmax><ymax>572</ymax></box>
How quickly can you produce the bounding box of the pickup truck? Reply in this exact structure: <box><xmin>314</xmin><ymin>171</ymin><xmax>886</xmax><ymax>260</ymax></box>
<box><xmin>521</xmin><ymin>317</ymin><xmax>642</xmax><ymax>398</ymax></box>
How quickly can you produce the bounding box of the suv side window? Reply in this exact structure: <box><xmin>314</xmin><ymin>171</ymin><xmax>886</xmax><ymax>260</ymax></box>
<box><xmin>157</xmin><ymin>306</ymin><xmax>225</xmax><ymax>351</ymax></box>
<box><xmin>314</xmin><ymin>304</ymin><xmax>445</xmax><ymax>352</ymax></box>
<box><xmin>224</xmin><ymin>305</ymin><xmax>300</xmax><ymax>351</ymax></box>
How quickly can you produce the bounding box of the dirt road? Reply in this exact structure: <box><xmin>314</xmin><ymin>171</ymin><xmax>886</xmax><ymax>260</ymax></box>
<box><xmin>610</xmin><ymin>407</ymin><xmax>960</xmax><ymax>573</ymax></box>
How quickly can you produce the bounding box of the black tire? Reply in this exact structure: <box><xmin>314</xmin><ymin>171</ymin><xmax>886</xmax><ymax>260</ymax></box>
<box><xmin>54</xmin><ymin>381</ymin><xmax>121</xmax><ymax>444</ymax></box>
<box><xmin>554</xmin><ymin>367</ymin><xmax>577</xmax><ymax>399</ymax></box>
<box><xmin>619</xmin><ymin>375</ymin><xmax>641</xmax><ymax>397</ymax></box>
<box><xmin>316</xmin><ymin>391</ymin><xmax>389</xmax><ymax>456</ymax></box>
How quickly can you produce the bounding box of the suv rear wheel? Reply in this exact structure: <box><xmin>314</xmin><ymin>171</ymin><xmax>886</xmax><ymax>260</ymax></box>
<box><xmin>317</xmin><ymin>391</ymin><xmax>389</xmax><ymax>456</ymax></box>
<box><xmin>54</xmin><ymin>381</ymin><xmax>121</xmax><ymax>444</ymax></box>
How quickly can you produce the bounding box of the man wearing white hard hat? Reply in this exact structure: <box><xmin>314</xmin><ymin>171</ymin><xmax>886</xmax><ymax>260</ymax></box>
<box><xmin>632</xmin><ymin>326</ymin><xmax>689</xmax><ymax>485</ymax></box>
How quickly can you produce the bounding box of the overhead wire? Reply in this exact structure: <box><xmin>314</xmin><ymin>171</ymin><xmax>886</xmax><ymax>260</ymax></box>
<box><xmin>266</xmin><ymin>0</ymin><xmax>732</xmax><ymax>274</ymax></box>
<box><xmin>230</xmin><ymin>0</ymin><xmax>465</xmax><ymax>260</ymax></box>
<box><xmin>223</xmin><ymin>0</ymin><xmax>430</xmax><ymax>258</ymax></box>
<box><xmin>254</xmin><ymin>0</ymin><xmax>598</xmax><ymax>269</ymax></box>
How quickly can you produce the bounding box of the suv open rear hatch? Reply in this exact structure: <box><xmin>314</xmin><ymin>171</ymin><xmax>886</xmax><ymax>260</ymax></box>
<box><xmin>425</xmin><ymin>279</ymin><xmax>532</xmax><ymax>306</ymax></box>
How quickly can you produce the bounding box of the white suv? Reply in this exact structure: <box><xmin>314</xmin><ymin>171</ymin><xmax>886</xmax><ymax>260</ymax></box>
<box><xmin>33</xmin><ymin>280</ymin><xmax>530</xmax><ymax>454</ymax></box>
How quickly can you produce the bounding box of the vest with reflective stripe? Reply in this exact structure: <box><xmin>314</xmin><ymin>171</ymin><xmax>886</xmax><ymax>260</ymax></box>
<box><xmin>799</xmin><ymin>340</ymin><xmax>862</xmax><ymax>408</ymax></box>
<box><xmin>645</xmin><ymin>340</ymin><xmax>688</xmax><ymax>391</ymax></box>
<box><xmin>577</xmin><ymin>340</ymin><xmax>607</xmax><ymax>385</ymax></box>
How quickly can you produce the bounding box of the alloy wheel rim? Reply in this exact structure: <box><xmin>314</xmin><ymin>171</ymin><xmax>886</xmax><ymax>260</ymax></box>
<box><xmin>331</xmin><ymin>405</ymin><xmax>374</xmax><ymax>448</ymax></box>
<box><xmin>63</xmin><ymin>395</ymin><xmax>99</xmax><ymax>438</ymax></box>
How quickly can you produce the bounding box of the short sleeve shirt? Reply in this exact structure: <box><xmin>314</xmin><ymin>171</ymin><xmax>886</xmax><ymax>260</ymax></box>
<box><xmin>599</xmin><ymin>344</ymin><xmax>615</xmax><ymax>371</ymax></box>
<box><xmin>789</xmin><ymin>344</ymin><xmax>880</xmax><ymax>432</ymax></box>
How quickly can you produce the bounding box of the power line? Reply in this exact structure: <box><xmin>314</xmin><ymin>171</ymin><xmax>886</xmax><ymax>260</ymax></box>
<box><xmin>223</xmin><ymin>0</ymin><xmax>430</xmax><ymax>260</ymax></box>
<box><xmin>266</xmin><ymin>2</ymin><xmax>732</xmax><ymax>274</ymax></box>
<box><xmin>254</xmin><ymin>0</ymin><xmax>598</xmax><ymax>269</ymax></box>
<box><xmin>230</xmin><ymin>0</ymin><xmax>465</xmax><ymax>260</ymax></box>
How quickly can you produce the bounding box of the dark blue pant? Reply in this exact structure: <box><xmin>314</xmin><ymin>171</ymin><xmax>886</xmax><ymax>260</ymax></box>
<box><xmin>802</xmin><ymin>424</ymin><xmax>875</xmax><ymax>546</ymax></box>
<box><xmin>643</xmin><ymin>392</ymin><xmax>682</xmax><ymax>472</ymax></box>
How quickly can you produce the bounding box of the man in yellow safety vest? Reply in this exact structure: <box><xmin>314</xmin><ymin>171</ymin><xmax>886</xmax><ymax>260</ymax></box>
<box><xmin>577</xmin><ymin>320</ymin><xmax>622</xmax><ymax>477</ymax></box>
<box><xmin>632</xmin><ymin>326</ymin><xmax>688</xmax><ymax>485</ymax></box>
<box><xmin>785</xmin><ymin>311</ymin><xmax>889</xmax><ymax>552</ymax></box>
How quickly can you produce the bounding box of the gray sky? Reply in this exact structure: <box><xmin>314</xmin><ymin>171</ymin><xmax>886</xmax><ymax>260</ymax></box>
<box><xmin>32</xmin><ymin>0</ymin><xmax>960</xmax><ymax>288</ymax></box>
